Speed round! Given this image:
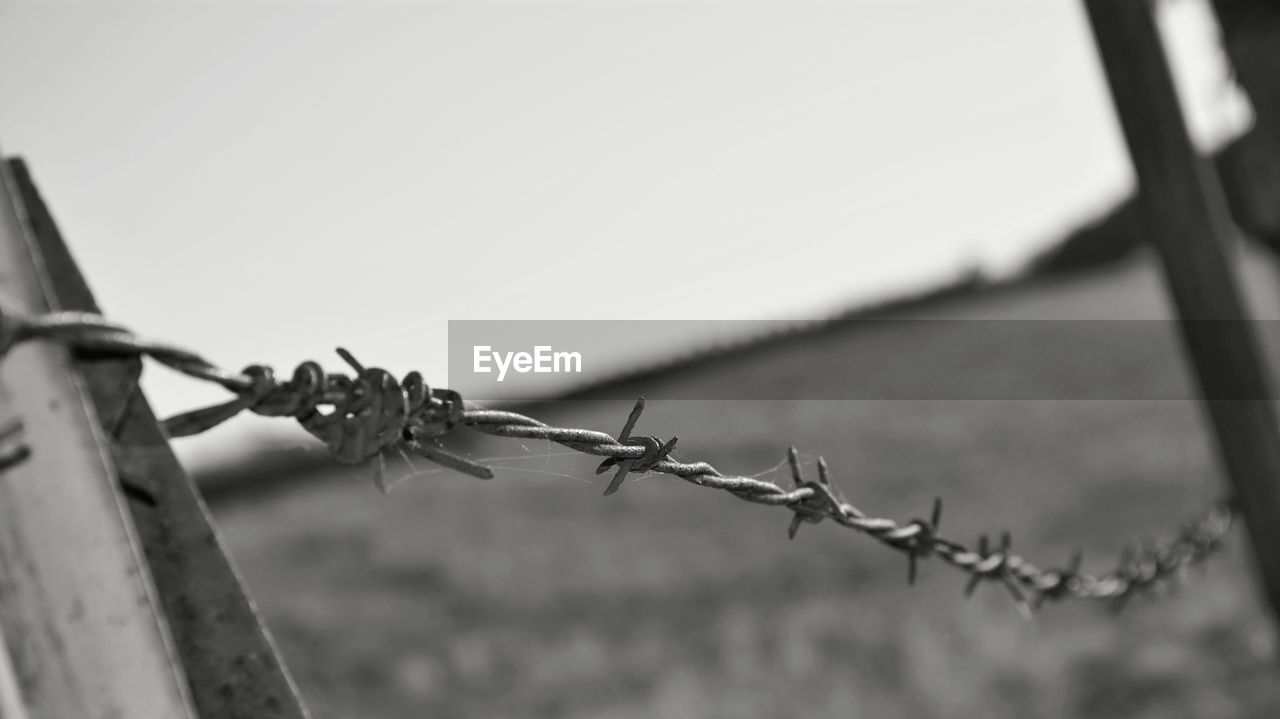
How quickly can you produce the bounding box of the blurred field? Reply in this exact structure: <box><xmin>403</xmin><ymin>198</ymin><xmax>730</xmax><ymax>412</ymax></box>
<box><xmin>211</xmin><ymin>253</ymin><xmax>1280</xmax><ymax>718</ymax></box>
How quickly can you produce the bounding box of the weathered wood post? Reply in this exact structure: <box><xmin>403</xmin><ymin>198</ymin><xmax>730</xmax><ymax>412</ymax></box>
<box><xmin>1085</xmin><ymin>0</ymin><xmax>1280</xmax><ymax>631</ymax></box>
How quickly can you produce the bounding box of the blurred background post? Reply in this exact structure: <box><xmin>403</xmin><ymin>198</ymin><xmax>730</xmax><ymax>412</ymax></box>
<box><xmin>1212</xmin><ymin>0</ymin><xmax>1280</xmax><ymax>254</ymax></box>
<box><xmin>1086</xmin><ymin>0</ymin><xmax>1280</xmax><ymax>634</ymax></box>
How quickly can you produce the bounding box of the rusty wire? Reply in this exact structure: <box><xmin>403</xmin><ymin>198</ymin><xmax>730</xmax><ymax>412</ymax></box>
<box><xmin>0</xmin><ymin>303</ymin><xmax>1238</xmax><ymax>614</ymax></box>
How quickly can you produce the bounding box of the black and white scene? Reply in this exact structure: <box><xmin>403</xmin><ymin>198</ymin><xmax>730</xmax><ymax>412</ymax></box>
<box><xmin>3</xmin><ymin>1</ymin><xmax>1280</xmax><ymax>717</ymax></box>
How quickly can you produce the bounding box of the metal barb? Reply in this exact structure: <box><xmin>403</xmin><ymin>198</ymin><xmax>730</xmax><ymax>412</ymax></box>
<box><xmin>1004</xmin><ymin>570</ymin><xmax>1034</xmax><ymax>622</ymax></box>
<box><xmin>785</xmin><ymin>446</ymin><xmax>806</xmax><ymax>539</ymax></box>
<box><xmin>784</xmin><ymin>448</ymin><xmax>839</xmax><ymax>540</ymax></box>
<box><xmin>597</xmin><ymin>398</ymin><xmax>676</xmax><ymax>496</ymax></box>
<box><xmin>905</xmin><ymin>498</ymin><xmax>944</xmax><ymax>586</ymax></box>
<box><xmin>1035</xmin><ymin>548</ymin><xmax>1085</xmax><ymax>609</ymax></box>
<box><xmin>787</xmin><ymin>445</ymin><xmax>803</xmax><ymax>484</ymax></box>
<box><xmin>963</xmin><ymin>571</ymin><xmax>984</xmax><ymax>599</ymax></box>
<box><xmin>963</xmin><ymin>535</ymin><xmax>991</xmax><ymax>599</ymax></box>
<box><xmin>596</xmin><ymin>398</ymin><xmax>645</xmax><ymax>495</ymax></box>
<box><xmin>407</xmin><ymin>438</ymin><xmax>494</xmax><ymax>480</ymax></box>
<box><xmin>993</xmin><ymin>532</ymin><xmax>1033</xmax><ymax>619</ymax></box>
<box><xmin>335</xmin><ymin>347</ymin><xmax>365</xmax><ymax>374</ymax></box>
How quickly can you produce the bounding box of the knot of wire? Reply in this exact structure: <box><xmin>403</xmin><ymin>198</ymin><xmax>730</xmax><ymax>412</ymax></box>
<box><xmin>0</xmin><ymin>306</ymin><xmax>489</xmax><ymax>490</ymax></box>
<box><xmin>0</xmin><ymin>304</ymin><xmax>1236</xmax><ymax>613</ymax></box>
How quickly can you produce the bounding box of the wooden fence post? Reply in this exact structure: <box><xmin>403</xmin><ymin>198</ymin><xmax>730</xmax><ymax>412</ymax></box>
<box><xmin>1084</xmin><ymin>0</ymin><xmax>1280</xmax><ymax>631</ymax></box>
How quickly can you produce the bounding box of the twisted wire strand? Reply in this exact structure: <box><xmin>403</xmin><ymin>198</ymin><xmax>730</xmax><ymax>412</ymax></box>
<box><xmin>0</xmin><ymin>304</ymin><xmax>1237</xmax><ymax>613</ymax></box>
<box><xmin>462</xmin><ymin>407</ymin><xmax>1234</xmax><ymax>611</ymax></box>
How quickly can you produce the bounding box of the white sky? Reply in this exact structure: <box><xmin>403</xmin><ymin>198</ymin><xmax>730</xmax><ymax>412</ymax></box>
<box><xmin>0</xmin><ymin>0</ymin><xmax>1250</xmax><ymax>465</ymax></box>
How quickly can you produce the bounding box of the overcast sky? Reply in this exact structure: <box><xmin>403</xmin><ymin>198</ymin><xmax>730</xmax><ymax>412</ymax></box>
<box><xmin>0</xmin><ymin>0</ymin><xmax>1248</xmax><ymax>465</ymax></box>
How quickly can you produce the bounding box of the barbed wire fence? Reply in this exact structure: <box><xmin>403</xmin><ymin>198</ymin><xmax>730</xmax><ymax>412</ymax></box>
<box><xmin>0</xmin><ymin>303</ymin><xmax>1238</xmax><ymax>618</ymax></box>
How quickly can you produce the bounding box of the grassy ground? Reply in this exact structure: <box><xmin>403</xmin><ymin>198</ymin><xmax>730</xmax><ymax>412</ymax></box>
<box><xmin>211</xmin><ymin>255</ymin><xmax>1280</xmax><ymax>718</ymax></box>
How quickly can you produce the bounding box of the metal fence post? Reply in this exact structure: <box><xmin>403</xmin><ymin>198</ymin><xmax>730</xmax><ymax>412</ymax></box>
<box><xmin>0</xmin><ymin>155</ymin><xmax>199</xmax><ymax>717</ymax></box>
<box><xmin>2</xmin><ymin>157</ymin><xmax>311</xmax><ymax>719</ymax></box>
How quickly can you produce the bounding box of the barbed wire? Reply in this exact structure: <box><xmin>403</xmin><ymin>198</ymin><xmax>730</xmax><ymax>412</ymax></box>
<box><xmin>0</xmin><ymin>304</ymin><xmax>1237</xmax><ymax>615</ymax></box>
